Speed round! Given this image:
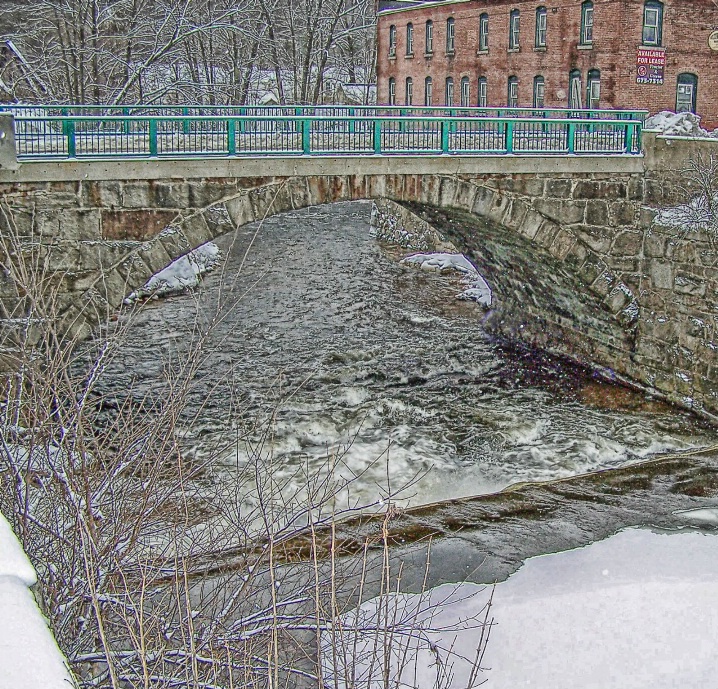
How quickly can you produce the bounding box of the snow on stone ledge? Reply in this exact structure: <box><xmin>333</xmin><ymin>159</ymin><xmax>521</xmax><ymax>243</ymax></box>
<box><xmin>401</xmin><ymin>252</ymin><xmax>493</xmax><ymax>307</ymax></box>
<box><xmin>0</xmin><ymin>513</ymin><xmax>73</xmax><ymax>689</ymax></box>
<box><xmin>645</xmin><ymin>110</ymin><xmax>718</xmax><ymax>138</ymax></box>
<box><xmin>126</xmin><ymin>241</ymin><xmax>222</xmax><ymax>302</ymax></box>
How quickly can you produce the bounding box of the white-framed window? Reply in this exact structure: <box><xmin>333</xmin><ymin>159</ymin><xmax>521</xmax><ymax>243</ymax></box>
<box><xmin>445</xmin><ymin>77</ymin><xmax>454</xmax><ymax>106</ymax></box>
<box><xmin>535</xmin><ymin>6</ymin><xmax>547</xmax><ymax>47</ymax></box>
<box><xmin>509</xmin><ymin>10</ymin><xmax>520</xmax><ymax>49</ymax></box>
<box><xmin>642</xmin><ymin>1</ymin><xmax>663</xmax><ymax>46</ymax></box>
<box><xmin>425</xmin><ymin>20</ymin><xmax>433</xmax><ymax>54</ymax></box>
<box><xmin>676</xmin><ymin>73</ymin><xmax>697</xmax><ymax>113</ymax></box>
<box><xmin>586</xmin><ymin>69</ymin><xmax>600</xmax><ymax>109</ymax></box>
<box><xmin>460</xmin><ymin>76</ymin><xmax>470</xmax><ymax>107</ymax></box>
<box><xmin>446</xmin><ymin>17</ymin><xmax>455</xmax><ymax>53</ymax></box>
<box><xmin>533</xmin><ymin>75</ymin><xmax>545</xmax><ymax>108</ymax></box>
<box><xmin>508</xmin><ymin>75</ymin><xmax>518</xmax><ymax>107</ymax></box>
<box><xmin>388</xmin><ymin>77</ymin><xmax>396</xmax><ymax>105</ymax></box>
<box><xmin>405</xmin><ymin>77</ymin><xmax>413</xmax><ymax>105</ymax></box>
<box><xmin>478</xmin><ymin>76</ymin><xmax>487</xmax><ymax>106</ymax></box>
<box><xmin>479</xmin><ymin>13</ymin><xmax>489</xmax><ymax>50</ymax></box>
<box><xmin>389</xmin><ymin>24</ymin><xmax>397</xmax><ymax>56</ymax></box>
<box><xmin>580</xmin><ymin>1</ymin><xmax>593</xmax><ymax>44</ymax></box>
<box><xmin>569</xmin><ymin>69</ymin><xmax>583</xmax><ymax>109</ymax></box>
<box><xmin>406</xmin><ymin>23</ymin><xmax>414</xmax><ymax>55</ymax></box>
<box><xmin>424</xmin><ymin>76</ymin><xmax>433</xmax><ymax>106</ymax></box>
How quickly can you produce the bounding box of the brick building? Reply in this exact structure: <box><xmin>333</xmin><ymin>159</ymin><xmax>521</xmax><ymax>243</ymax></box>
<box><xmin>376</xmin><ymin>0</ymin><xmax>718</xmax><ymax>128</ymax></box>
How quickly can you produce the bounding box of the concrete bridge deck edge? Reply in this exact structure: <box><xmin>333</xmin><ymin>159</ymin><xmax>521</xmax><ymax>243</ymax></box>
<box><xmin>0</xmin><ymin>154</ymin><xmax>644</xmax><ymax>184</ymax></box>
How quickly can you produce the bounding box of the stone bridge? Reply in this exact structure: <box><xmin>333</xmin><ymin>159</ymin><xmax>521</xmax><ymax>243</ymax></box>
<box><xmin>0</xmin><ymin>132</ymin><xmax>717</xmax><ymax>418</ymax></box>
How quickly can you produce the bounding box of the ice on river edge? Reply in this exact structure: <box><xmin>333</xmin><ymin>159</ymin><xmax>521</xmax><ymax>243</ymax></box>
<box><xmin>125</xmin><ymin>242</ymin><xmax>222</xmax><ymax>302</ymax></box>
<box><xmin>401</xmin><ymin>252</ymin><xmax>493</xmax><ymax>307</ymax></box>
<box><xmin>323</xmin><ymin>527</ymin><xmax>718</xmax><ymax>689</ymax></box>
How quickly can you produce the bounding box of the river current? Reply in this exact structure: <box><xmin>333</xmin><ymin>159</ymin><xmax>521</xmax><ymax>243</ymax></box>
<box><xmin>102</xmin><ymin>201</ymin><xmax>715</xmax><ymax>511</ymax></box>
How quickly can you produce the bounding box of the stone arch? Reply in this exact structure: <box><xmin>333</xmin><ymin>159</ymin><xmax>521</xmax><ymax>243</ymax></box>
<box><xmin>68</xmin><ymin>173</ymin><xmax>637</xmax><ymax>350</ymax></box>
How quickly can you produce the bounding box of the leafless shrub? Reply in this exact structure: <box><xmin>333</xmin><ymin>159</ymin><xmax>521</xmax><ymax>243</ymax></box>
<box><xmin>0</xmin><ymin>200</ymin><xmax>491</xmax><ymax>689</ymax></box>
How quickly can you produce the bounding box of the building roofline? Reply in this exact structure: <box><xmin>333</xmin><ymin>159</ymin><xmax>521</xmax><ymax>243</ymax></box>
<box><xmin>378</xmin><ymin>0</ymin><xmax>470</xmax><ymax>16</ymax></box>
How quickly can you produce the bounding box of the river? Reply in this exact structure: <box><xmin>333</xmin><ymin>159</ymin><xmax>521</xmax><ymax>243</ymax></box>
<box><xmin>100</xmin><ymin>200</ymin><xmax>715</xmax><ymax>513</ymax></box>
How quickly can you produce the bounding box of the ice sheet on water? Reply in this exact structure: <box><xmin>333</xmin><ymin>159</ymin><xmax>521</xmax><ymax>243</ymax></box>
<box><xmin>325</xmin><ymin>528</ymin><xmax>718</xmax><ymax>689</ymax></box>
<box><xmin>401</xmin><ymin>252</ymin><xmax>493</xmax><ymax>307</ymax></box>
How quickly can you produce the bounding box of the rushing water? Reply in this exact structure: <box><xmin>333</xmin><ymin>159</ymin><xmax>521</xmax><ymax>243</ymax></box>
<box><xmin>102</xmin><ymin>201</ymin><xmax>716</xmax><ymax>510</ymax></box>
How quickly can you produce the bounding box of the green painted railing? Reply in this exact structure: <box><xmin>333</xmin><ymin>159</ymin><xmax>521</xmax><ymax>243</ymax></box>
<box><xmin>2</xmin><ymin>103</ymin><xmax>648</xmax><ymax>123</ymax></box>
<box><xmin>11</xmin><ymin>113</ymin><xmax>643</xmax><ymax>159</ymax></box>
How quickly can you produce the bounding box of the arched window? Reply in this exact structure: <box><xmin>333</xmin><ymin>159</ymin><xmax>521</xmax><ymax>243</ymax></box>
<box><xmin>389</xmin><ymin>25</ymin><xmax>397</xmax><ymax>56</ymax></box>
<box><xmin>509</xmin><ymin>10</ymin><xmax>520</xmax><ymax>49</ymax></box>
<box><xmin>424</xmin><ymin>76</ymin><xmax>433</xmax><ymax>106</ymax></box>
<box><xmin>535</xmin><ymin>6</ymin><xmax>547</xmax><ymax>47</ymax></box>
<box><xmin>508</xmin><ymin>75</ymin><xmax>518</xmax><ymax>107</ymax></box>
<box><xmin>445</xmin><ymin>77</ymin><xmax>454</xmax><ymax>106</ymax></box>
<box><xmin>478</xmin><ymin>76</ymin><xmax>488</xmax><ymax>107</ymax></box>
<box><xmin>446</xmin><ymin>17</ymin><xmax>455</xmax><ymax>53</ymax></box>
<box><xmin>580</xmin><ymin>1</ymin><xmax>593</xmax><ymax>45</ymax></box>
<box><xmin>406</xmin><ymin>23</ymin><xmax>414</xmax><ymax>55</ymax></box>
<box><xmin>460</xmin><ymin>77</ymin><xmax>470</xmax><ymax>107</ymax></box>
<box><xmin>569</xmin><ymin>69</ymin><xmax>582</xmax><ymax>109</ymax></box>
<box><xmin>425</xmin><ymin>20</ymin><xmax>433</xmax><ymax>54</ymax></box>
<box><xmin>587</xmin><ymin>69</ymin><xmax>600</xmax><ymax>109</ymax></box>
<box><xmin>405</xmin><ymin>77</ymin><xmax>413</xmax><ymax>106</ymax></box>
<box><xmin>479</xmin><ymin>13</ymin><xmax>489</xmax><ymax>51</ymax></box>
<box><xmin>533</xmin><ymin>75</ymin><xmax>545</xmax><ymax>108</ymax></box>
<box><xmin>676</xmin><ymin>73</ymin><xmax>698</xmax><ymax>113</ymax></box>
<box><xmin>388</xmin><ymin>77</ymin><xmax>396</xmax><ymax>106</ymax></box>
<box><xmin>642</xmin><ymin>1</ymin><xmax>663</xmax><ymax>46</ymax></box>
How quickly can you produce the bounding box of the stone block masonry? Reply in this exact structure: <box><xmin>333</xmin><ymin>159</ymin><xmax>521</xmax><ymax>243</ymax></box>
<box><xmin>0</xmin><ymin>140</ymin><xmax>716</xmax><ymax>418</ymax></box>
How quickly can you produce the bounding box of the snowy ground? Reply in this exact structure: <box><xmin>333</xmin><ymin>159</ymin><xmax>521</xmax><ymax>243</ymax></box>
<box><xmin>325</xmin><ymin>527</ymin><xmax>718</xmax><ymax>689</ymax></box>
<box><xmin>401</xmin><ymin>252</ymin><xmax>493</xmax><ymax>307</ymax></box>
<box><xmin>126</xmin><ymin>241</ymin><xmax>222</xmax><ymax>301</ymax></box>
<box><xmin>0</xmin><ymin>514</ymin><xmax>73</xmax><ymax>689</ymax></box>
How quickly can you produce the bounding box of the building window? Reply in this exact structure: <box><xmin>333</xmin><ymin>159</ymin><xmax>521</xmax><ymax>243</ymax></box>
<box><xmin>509</xmin><ymin>10</ymin><xmax>520</xmax><ymax>50</ymax></box>
<box><xmin>425</xmin><ymin>76</ymin><xmax>433</xmax><ymax>106</ymax></box>
<box><xmin>478</xmin><ymin>76</ymin><xmax>488</xmax><ymax>106</ymax></box>
<box><xmin>479</xmin><ymin>13</ymin><xmax>489</xmax><ymax>51</ymax></box>
<box><xmin>535</xmin><ymin>7</ymin><xmax>547</xmax><ymax>47</ymax></box>
<box><xmin>388</xmin><ymin>77</ymin><xmax>396</xmax><ymax>105</ymax></box>
<box><xmin>446</xmin><ymin>17</ymin><xmax>455</xmax><ymax>54</ymax></box>
<box><xmin>406</xmin><ymin>23</ymin><xmax>414</xmax><ymax>55</ymax></box>
<box><xmin>569</xmin><ymin>69</ymin><xmax>583</xmax><ymax>109</ymax></box>
<box><xmin>445</xmin><ymin>77</ymin><xmax>454</xmax><ymax>106</ymax></box>
<box><xmin>460</xmin><ymin>76</ymin><xmax>470</xmax><ymax>107</ymax></box>
<box><xmin>389</xmin><ymin>24</ymin><xmax>397</xmax><ymax>56</ymax></box>
<box><xmin>405</xmin><ymin>77</ymin><xmax>413</xmax><ymax>106</ymax></box>
<box><xmin>586</xmin><ymin>69</ymin><xmax>600</xmax><ymax>109</ymax></box>
<box><xmin>642</xmin><ymin>1</ymin><xmax>663</xmax><ymax>46</ymax></box>
<box><xmin>676</xmin><ymin>73</ymin><xmax>698</xmax><ymax>113</ymax></box>
<box><xmin>580</xmin><ymin>1</ymin><xmax>593</xmax><ymax>45</ymax></box>
<box><xmin>533</xmin><ymin>75</ymin><xmax>545</xmax><ymax>108</ymax></box>
<box><xmin>425</xmin><ymin>20</ymin><xmax>433</xmax><ymax>54</ymax></box>
<box><xmin>508</xmin><ymin>75</ymin><xmax>518</xmax><ymax>107</ymax></box>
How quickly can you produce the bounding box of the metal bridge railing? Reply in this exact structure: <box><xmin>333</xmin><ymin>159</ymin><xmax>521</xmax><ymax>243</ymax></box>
<box><xmin>1</xmin><ymin>104</ymin><xmax>649</xmax><ymax>123</ymax></box>
<box><xmin>10</xmin><ymin>113</ymin><xmax>643</xmax><ymax>160</ymax></box>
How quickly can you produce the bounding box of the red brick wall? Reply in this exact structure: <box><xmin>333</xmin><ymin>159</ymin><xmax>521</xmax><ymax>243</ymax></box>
<box><xmin>376</xmin><ymin>0</ymin><xmax>718</xmax><ymax>128</ymax></box>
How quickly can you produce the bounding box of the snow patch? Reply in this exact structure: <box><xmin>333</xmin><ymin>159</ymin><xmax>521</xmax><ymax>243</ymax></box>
<box><xmin>126</xmin><ymin>242</ymin><xmax>222</xmax><ymax>301</ymax></box>
<box><xmin>645</xmin><ymin>110</ymin><xmax>718</xmax><ymax>138</ymax></box>
<box><xmin>401</xmin><ymin>253</ymin><xmax>493</xmax><ymax>307</ymax></box>
<box><xmin>326</xmin><ymin>528</ymin><xmax>718</xmax><ymax>689</ymax></box>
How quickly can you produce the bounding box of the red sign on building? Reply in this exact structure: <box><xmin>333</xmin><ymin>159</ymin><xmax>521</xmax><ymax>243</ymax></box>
<box><xmin>636</xmin><ymin>47</ymin><xmax>666</xmax><ymax>84</ymax></box>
